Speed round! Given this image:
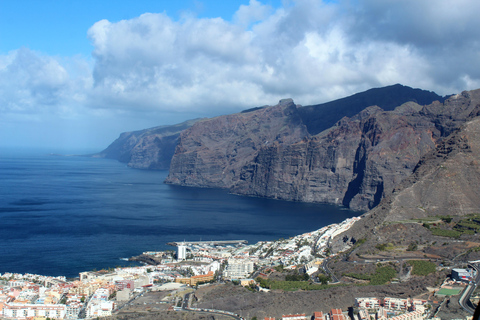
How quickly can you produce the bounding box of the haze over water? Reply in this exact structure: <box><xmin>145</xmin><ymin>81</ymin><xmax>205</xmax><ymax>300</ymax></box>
<box><xmin>0</xmin><ymin>151</ymin><xmax>362</xmax><ymax>278</ymax></box>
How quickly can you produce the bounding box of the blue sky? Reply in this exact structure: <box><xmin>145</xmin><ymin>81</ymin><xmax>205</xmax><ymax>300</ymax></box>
<box><xmin>0</xmin><ymin>0</ymin><xmax>283</xmax><ymax>57</ymax></box>
<box><xmin>1</xmin><ymin>0</ymin><xmax>480</xmax><ymax>152</ymax></box>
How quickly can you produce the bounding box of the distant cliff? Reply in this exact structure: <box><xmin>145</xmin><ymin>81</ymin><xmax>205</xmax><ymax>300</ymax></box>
<box><xmin>93</xmin><ymin>119</ymin><xmax>202</xmax><ymax>170</ymax></box>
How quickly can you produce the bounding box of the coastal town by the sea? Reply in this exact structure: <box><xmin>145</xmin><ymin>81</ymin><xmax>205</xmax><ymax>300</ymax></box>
<box><xmin>0</xmin><ymin>217</ymin><xmax>475</xmax><ymax>320</ymax></box>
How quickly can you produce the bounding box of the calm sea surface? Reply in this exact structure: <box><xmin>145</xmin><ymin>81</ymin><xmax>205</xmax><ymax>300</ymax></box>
<box><xmin>0</xmin><ymin>151</ymin><xmax>362</xmax><ymax>278</ymax></box>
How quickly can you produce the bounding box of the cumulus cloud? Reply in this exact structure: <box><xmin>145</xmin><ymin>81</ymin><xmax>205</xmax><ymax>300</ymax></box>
<box><xmin>0</xmin><ymin>48</ymin><xmax>91</xmax><ymax>117</ymax></box>
<box><xmin>3</xmin><ymin>0</ymin><xmax>480</xmax><ymax>125</ymax></box>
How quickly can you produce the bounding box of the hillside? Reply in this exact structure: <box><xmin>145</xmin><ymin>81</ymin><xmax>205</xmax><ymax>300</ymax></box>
<box><xmin>332</xmin><ymin>103</ymin><xmax>480</xmax><ymax>260</ymax></box>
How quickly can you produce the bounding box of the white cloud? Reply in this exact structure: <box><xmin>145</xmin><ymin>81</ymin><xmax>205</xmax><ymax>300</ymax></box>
<box><xmin>3</xmin><ymin>0</ymin><xmax>480</xmax><ymax>134</ymax></box>
<box><xmin>233</xmin><ymin>0</ymin><xmax>272</xmax><ymax>28</ymax></box>
<box><xmin>0</xmin><ymin>48</ymin><xmax>92</xmax><ymax>118</ymax></box>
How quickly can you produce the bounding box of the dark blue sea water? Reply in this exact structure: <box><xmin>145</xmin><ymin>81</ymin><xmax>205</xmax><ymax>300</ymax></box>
<box><xmin>0</xmin><ymin>151</ymin><xmax>362</xmax><ymax>278</ymax></box>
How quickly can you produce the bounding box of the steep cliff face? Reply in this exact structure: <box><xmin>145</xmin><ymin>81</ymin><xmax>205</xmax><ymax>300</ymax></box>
<box><xmin>331</xmin><ymin>113</ymin><xmax>480</xmax><ymax>253</ymax></box>
<box><xmin>94</xmin><ymin>119</ymin><xmax>201</xmax><ymax>170</ymax></box>
<box><xmin>231</xmin><ymin>103</ymin><xmax>442</xmax><ymax>210</ymax></box>
<box><xmin>166</xmin><ymin>89</ymin><xmax>480</xmax><ymax>211</ymax></box>
<box><xmin>165</xmin><ymin>99</ymin><xmax>308</xmax><ymax>188</ymax></box>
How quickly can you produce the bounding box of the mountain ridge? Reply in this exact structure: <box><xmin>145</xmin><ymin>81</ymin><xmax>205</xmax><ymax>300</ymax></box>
<box><xmin>96</xmin><ymin>84</ymin><xmax>459</xmax><ymax>211</ymax></box>
<box><xmin>165</xmin><ymin>86</ymin><xmax>473</xmax><ymax>211</ymax></box>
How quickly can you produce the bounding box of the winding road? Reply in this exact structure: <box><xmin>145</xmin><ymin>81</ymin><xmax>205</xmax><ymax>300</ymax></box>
<box><xmin>458</xmin><ymin>263</ymin><xmax>480</xmax><ymax>315</ymax></box>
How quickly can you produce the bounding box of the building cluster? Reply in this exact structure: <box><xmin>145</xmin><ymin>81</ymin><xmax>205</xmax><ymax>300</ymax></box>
<box><xmin>354</xmin><ymin>297</ymin><xmax>429</xmax><ymax>320</ymax></box>
<box><xmin>162</xmin><ymin>217</ymin><xmax>360</xmax><ymax>281</ymax></box>
<box><xmin>1</xmin><ymin>216</ymin><xmax>443</xmax><ymax>320</ymax></box>
<box><xmin>264</xmin><ymin>308</ymin><xmax>348</xmax><ymax>320</ymax></box>
<box><xmin>262</xmin><ymin>298</ymin><xmax>430</xmax><ymax>320</ymax></box>
<box><xmin>0</xmin><ymin>266</ymin><xmax>154</xmax><ymax>319</ymax></box>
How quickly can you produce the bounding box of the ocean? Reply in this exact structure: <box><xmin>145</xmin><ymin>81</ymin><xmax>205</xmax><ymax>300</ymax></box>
<box><xmin>0</xmin><ymin>151</ymin><xmax>362</xmax><ymax>278</ymax></box>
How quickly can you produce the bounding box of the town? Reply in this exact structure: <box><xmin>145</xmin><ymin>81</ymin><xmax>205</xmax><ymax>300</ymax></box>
<box><xmin>0</xmin><ymin>217</ymin><xmax>478</xmax><ymax>320</ymax></box>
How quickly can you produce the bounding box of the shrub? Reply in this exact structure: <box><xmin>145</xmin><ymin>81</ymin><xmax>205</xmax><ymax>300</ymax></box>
<box><xmin>430</xmin><ymin>228</ymin><xmax>461</xmax><ymax>239</ymax></box>
<box><xmin>407</xmin><ymin>242</ymin><xmax>418</xmax><ymax>251</ymax></box>
<box><xmin>370</xmin><ymin>266</ymin><xmax>396</xmax><ymax>285</ymax></box>
<box><xmin>408</xmin><ymin>260</ymin><xmax>436</xmax><ymax>276</ymax></box>
<box><xmin>375</xmin><ymin>243</ymin><xmax>387</xmax><ymax>251</ymax></box>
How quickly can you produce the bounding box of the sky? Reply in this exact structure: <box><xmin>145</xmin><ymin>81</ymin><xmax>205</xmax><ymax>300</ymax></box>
<box><xmin>1</xmin><ymin>0</ymin><xmax>480</xmax><ymax>152</ymax></box>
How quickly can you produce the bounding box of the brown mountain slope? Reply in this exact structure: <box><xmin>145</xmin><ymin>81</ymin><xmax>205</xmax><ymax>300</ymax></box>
<box><xmin>333</xmin><ymin>114</ymin><xmax>480</xmax><ymax>254</ymax></box>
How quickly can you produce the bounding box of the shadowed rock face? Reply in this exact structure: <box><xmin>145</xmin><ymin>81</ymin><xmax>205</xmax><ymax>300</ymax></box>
<box><xmin>166</xmin><ymin>89</ymin><xmax>480</xmax><ymax>211</ymax></box>
<box><xmin>231</xmin><ymin>104</ymin><xmax>442</xmax><ymax>210</ymax></box>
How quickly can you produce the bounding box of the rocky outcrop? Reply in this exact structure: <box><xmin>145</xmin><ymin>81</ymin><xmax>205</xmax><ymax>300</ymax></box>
<box><xmin>165</xmin><ymin>99</ymin><xmax>308</xmax><ymax>188</ymax></box>
<box><xmin>166</xmin><ymin>89</ymin><xmax>480</xmax><ymax>211</ymax></box>
<box><xmin>94</xmin><ymin>119</ymin><xmax>201</xmax><ymax>169</ymax></box>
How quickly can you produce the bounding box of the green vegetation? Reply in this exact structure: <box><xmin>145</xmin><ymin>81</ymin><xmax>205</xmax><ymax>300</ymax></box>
<box><xmin>441</xmin><ymin>216</ymin><xmax>453</xmax><ymax>223</ymax></box>
<box><xmin>407</xmin><ymin>260</ymin><xmax>436</xmax><ymax>276</ymax></box>
<box><xmin>394</xmin><ymin>217</ymin><xmax>440</xmax><ymax>224</ymax></box>
<box><xmin>375</xmin><ymin>243</ymin><xmax>395</xmax><ymax>251</ymax></box>
<box><xmin>437</xmin><ymin>288</ymin><xmax>462</xmax><ymax>296</ymax></box>
<box><xmin>317</xmin><ymin>274</ymin><xmax>331</xmax><ymax>285</ymax></box>
<box><xmin>344</xmin><ymin>272</ymin><xmax>372</xmax><ymax>281</ymax></box>
<box><xmin>344</xmin><ymin>266</ymin><xmax>396</xmax><ymax>286</ymax></box>
<box><xmin>352</xmin><ymin>238</ymin><xmax>366</xmax><ymax>249</ymax></box>
<box><xmin>370</xmin><ymin>266</ymin><xmax>396</xmax><ymax>285</ymax></box>
<box><xmin>430</xmin><ymin>228</ymin><xmax>462</xmax><ymax>238</ymax></box>
<box><xmin>422</xmin><ymin>214</ymin><xmax>480</xmax><ymax>238</ymax></box>
<box><xmin>407</xmin><ymin>242</ymin><xmax>418</xmax><ymax>251</ymax></box>
<box><xmin>274</xmin><ymin>265</ymin><xmax>284</xmax><ymax>272</ymax></box>
<box><xmin>285</xmin><ymin>273</ymin><xmax>310</xmax><ymax>281</ymax></box>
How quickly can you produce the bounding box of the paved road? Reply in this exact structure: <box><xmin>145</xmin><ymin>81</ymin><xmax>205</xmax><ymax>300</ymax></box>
<box><xmin>182</xmin><ymin>291</ymin><xmax>242</xmax><ymax>319</ymax></box>
<box><xmin>458</xmin><ymin>263</ymin><xmax>480</xmax><ymax>315</ymax></box>
<box><xmin>322</xmin><ymin>257</ymin><xmax>340</xmax><ymax>283</ymax></box>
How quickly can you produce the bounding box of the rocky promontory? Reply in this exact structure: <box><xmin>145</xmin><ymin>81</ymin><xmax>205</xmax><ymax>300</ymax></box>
<box><xmin>93</xmin><ymin>119</ymin><xmax>202</xmax><ymax>170</ymax></box>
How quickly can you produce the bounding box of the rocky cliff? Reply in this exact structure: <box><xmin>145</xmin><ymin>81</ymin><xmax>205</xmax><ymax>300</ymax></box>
<box><xmin>166</xmin><ymin>89</ymin><xmax>480</xmax><ymax>211</ymax></box>
<box><xmin>97</xmin><ymin>84</ymin><xmax>478</xmax><ymax>212</ymax></box>
<box><xmin>94</xmin><ymin>119</ymin><xmax>201</xmax><ymax>170</ymax></box>
<box><xmin>165</xmin><ymin>99</ymin><xmax>308</xmax><ymax>188</ymax></box>
<box><xmin>166</xmin><ymin>91</ymin><xmax>479</xmax><ymax>210</ymax></box>
<box><xmin>332</xmin><ymin>107</ymin><xmax>480</xmax><ymax>256</ymax></box>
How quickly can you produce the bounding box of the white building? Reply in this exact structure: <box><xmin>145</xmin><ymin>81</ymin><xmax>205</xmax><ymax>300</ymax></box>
<box><xmin>178</xmin><ymin>244</ymin><xmax>187</xmax><ymax>260</ymax></box>
<box><xmin>86</xmin><ymin>300</ymin><xmax>115</xmax><ymax>318</ymax></box>
<box><xmin>2</xmin><ymin>303</ymin><xmax>66</xmax><ymax>319</ymax></box>
<box><xmin>224</xmin><ymin>259</ymin><xmax>254</xmax><ymax>279</ymax></box>
<box><xmin>355</xmin><ymin>297</ymin><xmax>381</xmax><ymax>309</ymax></box>
<box><xmin>451</xmin><ymin>268</ymin><xmax>473</xmax><ymax>282</ymax></box>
